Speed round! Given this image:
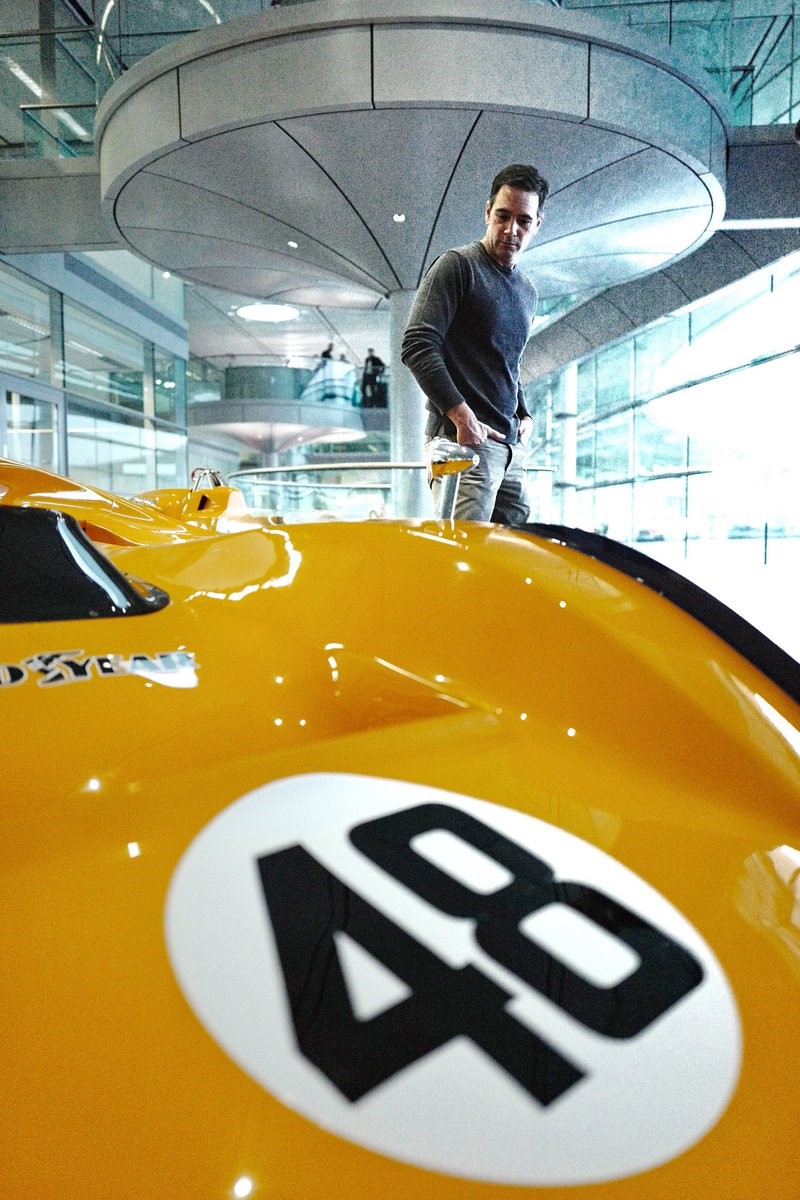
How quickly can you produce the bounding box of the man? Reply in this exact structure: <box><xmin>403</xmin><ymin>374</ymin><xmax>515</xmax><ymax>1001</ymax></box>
<box><xmin>361</xmin><ymin>347</ymin><xmax>386</xmax><ymax>407</ymax></box>
<box><xmin>401</xmin><ymin>163</ymin><xmax>548</xmax><ymax>522</ymax></box>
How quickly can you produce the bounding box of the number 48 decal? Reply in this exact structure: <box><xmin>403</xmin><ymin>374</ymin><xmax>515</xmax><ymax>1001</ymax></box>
<box><xmin>257</xmin><ymin>802</ymin><xmax>703</xmax><ymax>1105</ymax></box>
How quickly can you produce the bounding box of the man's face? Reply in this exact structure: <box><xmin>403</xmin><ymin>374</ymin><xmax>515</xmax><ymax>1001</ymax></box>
<box><xmin>482</xmin><ymin>185</ymin><xmax>542</xmax><ymax>269</ymax></box>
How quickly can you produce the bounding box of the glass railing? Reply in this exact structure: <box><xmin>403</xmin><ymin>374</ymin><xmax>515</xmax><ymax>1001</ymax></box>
<box><xmin>229</xmin><ymin>456</ymin><xmax>555</xmax><ymax>523</ymax></box>
<box><xmin>224</xmin><ymin>364</ymin><xmax>315</xmax><ymax>401</ymax></box>
<box><xmin>0</xmin><ymin>6</ymin><xmax>105</xmax><ymax>159</ymax></box>
<box><xmin>559</xmin><ymin>0</ymin><xmax>734</xmax><ymax>94</ymax></box>
<box><xmin>300</xmin><ymin>360</ymin><xmax>361</xmax><ymax>407</ymax></box>
<box><xmin>184</xmin><ymin>361</ymin><xmax>390</xmax><ymax>411</ymax></box>
<box><xmin>230</xmin><ymin>463</ymin><xmax>425</xmax><ymax>522</ymax></box>
<box><xmin>0</xmin><ymin>2</ymin><xmax>796</xmax><ymax>163</ymax></box>
<box><xmin>20</xmin><ymin>100</ymin><xmax>94</xmax><ymax>157</ymax></box>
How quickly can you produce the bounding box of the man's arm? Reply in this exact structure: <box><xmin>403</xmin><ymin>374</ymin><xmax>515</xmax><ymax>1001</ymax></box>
<box><xmin>401</xmin><ymin>252</ymin><xmax>502</xmax><ymax>444</ymax></box>
<box><xmin>401</xmin><ymin>251</ymin><xmax>466</xmax><ymax>415</ymax></box>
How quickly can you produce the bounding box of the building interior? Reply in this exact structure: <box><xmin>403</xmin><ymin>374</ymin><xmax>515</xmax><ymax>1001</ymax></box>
<box><xmin>2</xmin><ymin>10</ymin><xmax>800</xmax><ymax>1196</ymax></box>
<box><xmin>0</xmin><ymin>0</ymin><xmax>798</xmax><ymax>656</ymax></box>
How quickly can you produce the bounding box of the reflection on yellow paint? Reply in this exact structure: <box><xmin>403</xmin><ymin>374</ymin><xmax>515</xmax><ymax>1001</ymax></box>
<box><xmin>4</xmin><ymin>458</ymin><xmax>800</xmax><ymax>1199</ymax></box>
<box><xmin>737</xmin><ymin>844</ymin><xmax>800</xmax><ymax>974</ymax></box>
<box><xmin>753</xmin><ymin>694</ymin><xmax>800</xmax><ymax>759</ymax></box>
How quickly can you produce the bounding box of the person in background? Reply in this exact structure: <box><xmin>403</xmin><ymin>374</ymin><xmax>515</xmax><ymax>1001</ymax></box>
<box><xmin>401</xmin><ymin>163</ymin><xmax>548</xmax><ymax>523</ymax></box>
<box><xmin>361</xmin><ymin>347</ymin><xmax>386</xmax><ymax>407</ymax></box>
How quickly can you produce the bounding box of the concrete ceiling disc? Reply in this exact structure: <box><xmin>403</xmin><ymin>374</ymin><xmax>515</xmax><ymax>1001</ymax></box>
<box><xmin>96</xmin><ymin>0</ymin><xmax>728</xmax><ymax>304</ymax></box>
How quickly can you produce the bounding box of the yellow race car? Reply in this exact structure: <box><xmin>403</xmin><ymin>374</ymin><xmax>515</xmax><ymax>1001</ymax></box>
<box><xmin>2</xmin><ymin>457</ymin><xmax>799</xmax><ymax>1199</ymax></box>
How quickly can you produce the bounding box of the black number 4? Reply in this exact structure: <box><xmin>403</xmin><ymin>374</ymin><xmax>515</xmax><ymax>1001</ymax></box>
<box><xmin>256</xmin><ymin>802</ymin><xmax>703</xmax><ymax>1105</ymax></box>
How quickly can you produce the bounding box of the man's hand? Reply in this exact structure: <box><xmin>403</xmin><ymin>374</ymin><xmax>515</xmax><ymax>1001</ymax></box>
<box><xmin>518</xmin><ymin>416</ymin><xmax>533</xmax><ymax>446</ymax></box>
<box><xmin>447</xmin><ymin>401</ymin><xmax>504</xmax><ymax>446</ymax></box>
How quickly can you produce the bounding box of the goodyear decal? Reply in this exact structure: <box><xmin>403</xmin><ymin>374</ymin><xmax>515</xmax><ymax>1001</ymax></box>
<box><xmin>165</xmin><ymin>774</ymin><xmax>741</xmax><ymax>1186</ymax></box>
<box><xmin>0</xmin><ymin>649</ymin><xmax>198</xmax><ymax>688</ymax></box>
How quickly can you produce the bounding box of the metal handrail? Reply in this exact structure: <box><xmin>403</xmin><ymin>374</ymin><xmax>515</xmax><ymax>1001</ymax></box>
<box><xmin>229</xmin><ymin>463</ymin><xmax>426</xmax><ymax>479</ymax></box>
<box><xmin>230</xmin><ymin>461</ymin><xmax>428</xmax><ymax>519</ymax></box>
<box><xmin>228</xmin><ymin>461</ymin><xmax>555</xmax><ymax>480</ymax></box>
<box><xmin>20</xmin><ymin>102</ymin><xmax>94</xmax><ymax>157</ymax></box>
<box><xmin>19</xmin><ymin>102</ymin><xmax>95</xmax><ymax>111</ymax></box>
<box><xmin>235</xmin><ymin>480</ymin><xmax>394</xmax><ymax>492</ymax></box>
<box><xmin>0</xmin><ymin>27</ymin><xmax>93</xmax><ymax>38</ymax></box>
<box><xmin>228</xmin><ymin>442</ymin><xmax>554</xmax><ymax>520</ymax></box>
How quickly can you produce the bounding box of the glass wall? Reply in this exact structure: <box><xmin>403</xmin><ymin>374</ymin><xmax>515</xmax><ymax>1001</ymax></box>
<box><xmin>81</xmin><ymin>251</ymin><xmax>186</xmax><ymax>322</ymax></box>
<box><xmin>0</xmin><ymin>266</ymin><xmax>52</xmax><ymax>379</ymax></box>
<box><xmin>61</xmin><ymin>299</ymin><xmax>145</xmax><ymax>409</ymax></box>
<box><xmin>1</xmin><ymin>0</ymin><xmax>796</xmax><ymax>157</ymax></box>
<box><xmin>0</xmin><ymin>0</ymin><xmax>96</xmax><ymax>158</ymax></box>
<box><xmin>4</xmin><ymin>390</ymin><xmax>60</xmax><ymax>472</ymax></box>
<box><xmin>0</xmin><ymin>257</ymin><xmax>189</xmax><ymax>494</ymax></box>
<box><xmin>154</xmin><ymin>346</ymin><xmax>187</xmax><ymax>423</ymax></box>
<box><xmin>64</xmin><ymin>401</ymin><xmax>187</xmax><ymax>493</ymax></box>
<box><xmin>525</xmin><ymin>248</ymin><xmax>800</xmax><ymax>656</ymax></box>
<box><xmin>187</xmin><ymin>356</ymin><xmax>224</xmax><ymax>405</ymax></box>
<box><xmin>66</xmin><ymin>398</ymin><xmax>154</xmax><ymax>492</ymax></box>
<box><xmin>187</xmin><ymin>430</ymin><xmax>245</xmax><ymax>480</ymax></box>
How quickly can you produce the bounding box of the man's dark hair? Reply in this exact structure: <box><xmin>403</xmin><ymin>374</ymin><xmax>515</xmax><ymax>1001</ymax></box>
<box><xmin>489</xmin><ymin>164</ymin><xmax>549</xmax><ymax>212</ymax></box>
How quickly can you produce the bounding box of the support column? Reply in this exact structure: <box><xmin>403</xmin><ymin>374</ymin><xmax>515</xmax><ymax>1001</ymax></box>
<box><xmin>38</xmin><ymin>0</ymin><xmax>59</xmax><ymax>156</ymax></box>
<box><xmin>555</xmin><ymin>362</ymin><xmax>578</xmax><ymax>526</ymax></box>
<box><xmin>389</xmin><ymin>289</ymin><xmax>430</xmax><ymax>518</ymax></box>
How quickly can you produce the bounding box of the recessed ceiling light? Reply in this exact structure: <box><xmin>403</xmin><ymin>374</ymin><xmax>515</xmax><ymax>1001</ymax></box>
<box><xmin>287</xmin><ymin>239</ymin><xmax>298</xmax><ymax>248</ymax></box>
<box><xmin>393</xmin><ymin>213</ymin><xmax>406</xmax><ymax>223</ymax></box>
<box><xmin>236</xmin><ymin>302</ymin><xmax>300</xmax><ymax>323</ymax></box>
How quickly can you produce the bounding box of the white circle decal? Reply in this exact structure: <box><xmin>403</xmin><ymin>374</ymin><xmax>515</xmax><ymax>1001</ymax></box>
<box><xmin>164</xmin><ymin>774</ymin><xmax>740</xmax><ymax>1185</ymax></box>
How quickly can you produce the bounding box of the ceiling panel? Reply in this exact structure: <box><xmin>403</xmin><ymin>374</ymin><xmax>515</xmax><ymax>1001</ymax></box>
<box><xmin>533</xmin><ymin>148</ymin><xmax>714</xmax><ymax>248</ymax></box>
<box><xmin>116</xmin><ymin>190</ymin><xmax>390</xmax><ymax>294</ymax></box>
<box><xmin>150</xmin><ymin>123</ymin><xmax>399</xmax><ymax>288</ymax></box>
<box><xmin>115</xmin><ymin>172</ymin><xmax>272</xmax><ymax>244</ymax></box>
<box><xmin>99</xmin><ymin>6</ymin><xmax>727</xmax><ymax>311</ymax></box>
<box><xmin>280</xmin><ymin>107</ymin><xmax>482</xmax><ymax>289</ymax></box>
<box><xmin>423</xmin><ymin>111</ymin><xmax>648</xmax><ymax>274</ymax></box>
<box><xmin>533</xmin><ymin>206</ymin><xmax>713</xmax><ymax>264</ymax></box>
<box><xmin>276</xmin><ymin>284</ymin><xmax>388</xmax><ymax>309</ymax></box>
<box><xmin>527</xmin><ymin>206</ymin><xmax>715</xmax><ymax>296</ymax></box>
<box><xmin>532</xmin><ymin>251</ymin><xmax>675</xmax><ymax>296</ymax></box>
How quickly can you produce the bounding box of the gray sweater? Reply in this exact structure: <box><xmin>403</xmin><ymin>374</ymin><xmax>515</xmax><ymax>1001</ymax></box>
<box><xmin>401</xmin><ymin>241</ymin><xmax>538</xmax><ymax>444</ymax></box>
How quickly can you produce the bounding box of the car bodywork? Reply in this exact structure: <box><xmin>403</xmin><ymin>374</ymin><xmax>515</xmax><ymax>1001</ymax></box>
<box><xmin>2</xmin><ymin>457</ymin><xmax>799</xmax><ymax>1198</ymax></box>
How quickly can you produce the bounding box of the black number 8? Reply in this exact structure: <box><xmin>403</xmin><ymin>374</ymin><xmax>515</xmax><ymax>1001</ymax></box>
<box><xmin>350</xmin><ymin>803</ymin><xmax>703</xmax><ymax>1039</ymax></box>
<box><xmin>257</xmin><ymin>800</ymin><xmax>703</xmax><ymax>1106</ymax></box>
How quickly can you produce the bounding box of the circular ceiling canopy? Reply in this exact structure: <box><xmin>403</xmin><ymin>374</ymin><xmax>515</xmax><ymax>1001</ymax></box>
<box><xmin>96</xmin><ymin>0</ymin><xmax>728</xmax><ymax>305</ymax></box>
